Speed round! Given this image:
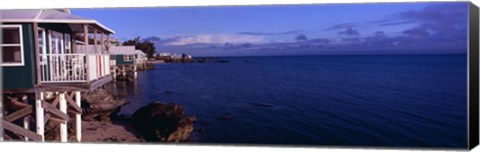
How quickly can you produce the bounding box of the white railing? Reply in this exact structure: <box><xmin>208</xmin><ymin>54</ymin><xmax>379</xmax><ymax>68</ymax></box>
<box><xmin>40</xmin><ymin>54</ymin><xmax>87</xmax><ymax>83</ymax></box>
<box><xmin>110</xmin><ymin>59</ymin><xmax>116</xmax><ymax>67</ymax></box>
<box><xmin>40</xmin><ymin>53</ymin><xmax>111</xmax><ymax>83</ymax></box>
<box><xmin>87</xmin><ymin>54</ymin><xmax>111</xmax><ymax>81</ymax></box>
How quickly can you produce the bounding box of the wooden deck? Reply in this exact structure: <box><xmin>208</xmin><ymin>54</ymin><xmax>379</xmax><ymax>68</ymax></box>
<box><xmin>34</xmin><ymin>76</ymin><xmax>113</xmax><ymax>92</ymax></box>
<box><xmin>2</xmin><ymin>76</ymin><xmax>112</xmax><ymax>93</ymax></box>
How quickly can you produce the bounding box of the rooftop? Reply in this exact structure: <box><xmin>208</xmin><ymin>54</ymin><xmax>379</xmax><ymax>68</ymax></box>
<box><xmin>0</xmin><ymin>9</ymin><xmax>115</xmax><ymax>34</ymax></box>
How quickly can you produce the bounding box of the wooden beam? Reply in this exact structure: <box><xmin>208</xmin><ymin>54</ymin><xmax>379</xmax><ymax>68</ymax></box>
<box><xmin>89</xmin><ymin>75</ymin><xmax>113</xmax><ymax>91</ymax></box>
<box><xmin>3</xmin><ymin>106</ymin><xmax>33</xmax><ymax>122</ymax></box>
<box><xmin>47</xmin><ymin>115</ymin><xmax>66</xmax><ymax>124</ymax></box>
<box><xmin>51</xmin><ymin>95</ymin><xmax>60</xmax><ymax>107</ymax></box>
<box><xmin>94</xmin><ymin>29</ymin><xmax>98</xmax><ymax>54</ymax></box>
<box><xmin>33</xmin><ymin>22</ymin><xmax>41</xmax><ymax>85</ymax></box>
<box><xmin>107</xmin><ymin>34</ymin><xmax>111</xmax><ymax>53</ymax></box>
<box><xmin>68</xmin><ymin>92</ymin><xmax>75</xmax><ymax>99</ymax></box>
<box><xmin>41</xmin><ymin>101</ymin><xmax>69</xmax><ymax>121</ymax></box>
<box><xmin>101</xmin><ymin>32</ymin><xmax>104</xmax><ymax>53</ymax></box>
<box><xmin>0</xmin><ymin>94</ymin><xmax>3</xmax><ymax>142</ymax></box>
<box><xmin>94</xmin><ymin>29</ymin><xmax>99</xmax><ymax>79</ymax></box>
<box><xmin>84</xmin><ymin>24</ymin><xmax>90</xmax><ymax>82</ymax></box>
<box><xmin>72</xmin><ymin>33</ymin><xmax>77</xmax><ymax>53</ymax></box>
<box><xmin>8</xmin><ymin>97</ymin><xmax>30</xmax><ymax>108</ymax></box>
<box><xmin>67</xmin><ymin>110</ymin><xmax>81</xmax><ymax>115</ymax></box>
<box><xmin>44</xmin><ymin>113</ymin><xmax>50</xmax><ymax>125</ymax></box>
<box><xmin>64</xmin><ymin>93</ymin><xmax>82</xmax><ymax>114</ymax></box>
<box><xmin>2</xmin><ymin>120</ymin><xmax>42</xmax><ymax>141</ymax></box>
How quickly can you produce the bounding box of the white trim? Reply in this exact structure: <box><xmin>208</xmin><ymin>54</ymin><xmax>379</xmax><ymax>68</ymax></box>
<box><xmin>124</xmin><ymin>54</ymin><xmax>133</xmax><ymax>61</ymax></box>
<box><xmin>0</xmin><ymin>24</ymin><xmax>25</xmax><ymax>66</ymax></box>
<box><xmin>38</xmin><ymin>27</ymin><xmax>47</xmax><ymax>65</ymax></box>
<box><xmin>64</xmin><ymin>33</ymin><xmax>71</xmax><ymax>53</ymax></box>
<box><xmin>50</xmin><ymin>30</ymin><xmax>64</xmax><ymax>54</ymax></box>
<box><xmin>0</xmin><ymin>44</ymin><xmax>22</xmax><ymax>47</ymax></box>
<box><xmin>1</xmin><ymin>19</ymin><xmax>115</xmax><ymax>34</ymax></box>
<box><xmin>33</xmin><ymin>9</ymin><xmax>43</xmax><ymax>20</ymax></box>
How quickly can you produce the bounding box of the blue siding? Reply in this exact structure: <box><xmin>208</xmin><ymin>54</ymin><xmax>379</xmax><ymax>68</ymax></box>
<box><xmin>115</xmin><ymin>55</ymin><xmax>135</xmax><ymax>65</ymax></box>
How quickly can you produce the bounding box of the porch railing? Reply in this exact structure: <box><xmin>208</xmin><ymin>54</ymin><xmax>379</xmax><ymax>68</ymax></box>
<box><xmin>39</xmin><ymin>54</ymin><xmax>110</xmax><ymax>83</ymax></box>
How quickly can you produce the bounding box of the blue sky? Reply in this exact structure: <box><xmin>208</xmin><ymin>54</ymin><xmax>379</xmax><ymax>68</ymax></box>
<box><xmin>72</xmin><ymin>2</ymin><xmax>469</xmax><ymax>56</ymax></box>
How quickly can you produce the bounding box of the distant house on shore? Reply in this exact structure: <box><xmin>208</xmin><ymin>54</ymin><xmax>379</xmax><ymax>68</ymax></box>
<box><xmin>0</xmin><ymin>9</ymin><xmax>115</xmax><ymax>142</ymax></box>
<box><xmin>109</xmin><ymin>46</ymin><xmax>137</xmax><ymax>66</ymax></box>
<box><xmin>109</xmin><ymin>46</ymin><xmax>148</xmax><ymax>67</ymax></box>
<box><xmin>135</xmin><ymin>50</ymin><xmax>148</xmax><ymax>65</ymax></box>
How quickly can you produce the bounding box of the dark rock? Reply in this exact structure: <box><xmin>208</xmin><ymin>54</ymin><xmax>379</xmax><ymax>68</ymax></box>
<box><xmin>44</xmin><ymin>119</ymin><xmax>77</xmax><ymax>141</ymax></box>
<box><xmin>198</xmin><ymin>128</ymin><xmax>206</xmax><ymax>134</ymax></box>
<box><xmin>82</xmin><ymin>88</ymin><xmax>127</xmax><ymax>122</ymax></box>
<box><xmin>130</xmin><ymin>102</ymin><xmax>196</xmax><ymax>142</ymax></box>
<box><xmin>252</xmin><ymin>102</ymin><xmax>275</xmax><ymax>108</ymax></box>
<box><xmin>219</xmin><ymin>113</ymin><xmax>232</xmax><ymax>120</ymax></box>
<box><xmin>215</xmin><ymin>60</ymin><xmax>229</xmax><ymax>63</ymax></box>
<box><xmin>201</xmin><ymin>121</ymin><xmax>209</xmax><ymax>125</ymax></box>
<box><xmin>116</xmin><ymin>73</ymin><xmax>135</xmax><ymax>81</ymax></box>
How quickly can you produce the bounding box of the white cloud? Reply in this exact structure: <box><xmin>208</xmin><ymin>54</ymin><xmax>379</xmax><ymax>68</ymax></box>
<box><xmin>165</xmin><ymin>34</ymin><xmax>267</xmax><ymax>46</ymax></box>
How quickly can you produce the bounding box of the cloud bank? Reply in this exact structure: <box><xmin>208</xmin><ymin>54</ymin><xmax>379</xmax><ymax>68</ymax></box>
<box><xmin>143</xmin><ymin>2</ymin><xmax>468</xmax><ymax>56</ymax></box>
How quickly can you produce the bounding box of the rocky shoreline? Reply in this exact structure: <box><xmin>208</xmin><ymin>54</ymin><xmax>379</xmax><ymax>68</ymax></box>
<box><xmin>79</xmin><ymin>87</ymin><xmax>196</xmax><ymax>143</ymax></box>
<box><xmin>156</xmin><ymin>57</ymin><xmax>230</xmax><ymax>63</ymax></box>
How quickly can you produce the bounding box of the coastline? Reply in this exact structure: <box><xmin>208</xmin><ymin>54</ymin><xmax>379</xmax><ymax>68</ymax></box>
<box><xmin>82</xmin><ymin>120</ymin><xmax>144</xmax><ymax>142</ymax></box>
<box><xmin>80</xmin><ymin>71</ymin><xmax>197</xmax><ymax>143</ymax></box>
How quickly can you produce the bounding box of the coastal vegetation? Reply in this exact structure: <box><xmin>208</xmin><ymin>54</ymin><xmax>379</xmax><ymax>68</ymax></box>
<box><xmin>123</xmin><ymin>37</ymin><xmax>156</xmax><ymax>59</ymax></box>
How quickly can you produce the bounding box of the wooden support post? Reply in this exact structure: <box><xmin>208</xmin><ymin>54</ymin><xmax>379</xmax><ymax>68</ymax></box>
<box><xmin>72</xmin><ymin>33</ymin><xmax>77</xmax><ymax>53</ymax></box>
<box><xmin>122</xmin><ymin>66</ymin><xmax>126</xmax><ymax>77</ymax></box>
<box><xmin>94</xmin><ymin>29</ymin><xmax>98</xmax><ymax>54</ymax></box>
<box><xmin>0</xmin><ymin>94</ymin><xmax>3</xmax><ymax>142</ymax></box>
<box><xmin>107</xmin><ymin>34</ymin><xmax>111</xmax><ymax>52</ymax></box>
<box><xmin>59</xmin><ymin>93</ymin><xmax>68</xmax><ymax>142</ymax></box>
<box><xmin>75</xmin><ymin>91</ymin><xmax>81</xmax><ymax>142</ymax></box>
<box><xmin>113</xmin><ymin>67</ymin><xmax>117</xmax><ymax>81</ymax></box>
<box><xmin>84</xmin><ymin>24</ymin><xmax>90</xmax><ymax>81</ymax></box>
<box><xmin>94</xmin><ymin>29</ymin><xmax>99</xmax><ymax>79</ymax></box>
<box><xmin>101</xmin><ymin>32</ymin><xmax>104</xmax><ymax>53</ymax></box>
<box><xmin>23</xmin><ymin>116</ymin><xmax>30</xmax><ymax>141</ymax></box>
<box><xmin>134</xmin><ymin>65</ymin><xmax>137</xmax><ymax>79</ymax></box>
<box><xmin>100</xmin><ymin>32</ymin><xmax>105</xmax><ymax>77</ymax></box>
<box><xmin>33</xmin><ymin>22</ymin><xmax>41</xmax><ymax>85</ymax></box>
<box><xmin>35</xmin><ymin>92</ymin><xmax>45</xmax><ymax>141</ymax></box>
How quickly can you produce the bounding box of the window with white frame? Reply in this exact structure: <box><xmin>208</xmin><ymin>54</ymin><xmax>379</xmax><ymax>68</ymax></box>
<box><xmin>64</xmin><ymin>34</ymin><xmax>71</xmax><ymax>53</ymax></box>
<box><xmin>1</xmin><ymin>25</ymin><xmax>24</xmax><ymax>66</ymax></box>
<box><xmin>124</xmin><ymin>54</ymin><xmax>133</xmax><ymax>61</ymax></box>
<box><xmin>38</xmin><ymin>28</ymin><xmax>46</xmax><ymax>64</ymax></box>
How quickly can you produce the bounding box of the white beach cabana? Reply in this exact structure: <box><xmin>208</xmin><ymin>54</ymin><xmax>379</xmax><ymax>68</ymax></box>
<box><xmin>0</xmin><ymin>9</ymin><xmax>115</xmax><ymax>142</ymax></box>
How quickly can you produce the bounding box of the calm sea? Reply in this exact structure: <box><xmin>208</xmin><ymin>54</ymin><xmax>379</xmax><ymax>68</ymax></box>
<box><xmin>110</xmin><ymin>54</ymin><xmax>467</xmax><ymax>148</ymax></box>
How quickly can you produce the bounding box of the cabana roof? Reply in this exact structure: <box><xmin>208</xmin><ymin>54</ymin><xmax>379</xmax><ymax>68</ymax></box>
<box><xmin>110</xmin><ymin>46</ymin><xmax>137</xmax><ymax>55</ymax></box>
<box><xmin>75</xmin><ymin>45</ymin><xmax>107</xmax><ymax>54</ymax></box>
<box><xmin>0</xmin><ymin>9</ymin><xmax>115</xmax><ymax>34</ymax></box>
<box><xmin>135</xmin><ymin>50</ymin><xmax>146</xmax><ymax>56</ymax></box>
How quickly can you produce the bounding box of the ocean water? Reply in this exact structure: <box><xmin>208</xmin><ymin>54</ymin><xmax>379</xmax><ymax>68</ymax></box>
<box><xmin>111</xmin><ymin>54</ymin><xmax>467</xmax><ymax>148</ymax></box>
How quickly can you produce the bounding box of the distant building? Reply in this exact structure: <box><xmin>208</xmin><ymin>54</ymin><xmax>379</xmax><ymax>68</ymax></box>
<box><xmin>158</xmin><ymin>52</ymin><xmax>172</xmax><ymax>57</ymax></box>
<box><xmin>109</xmin><ymin>46</ymin><xmax>137</xmax><ymax>66</ymax></box>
